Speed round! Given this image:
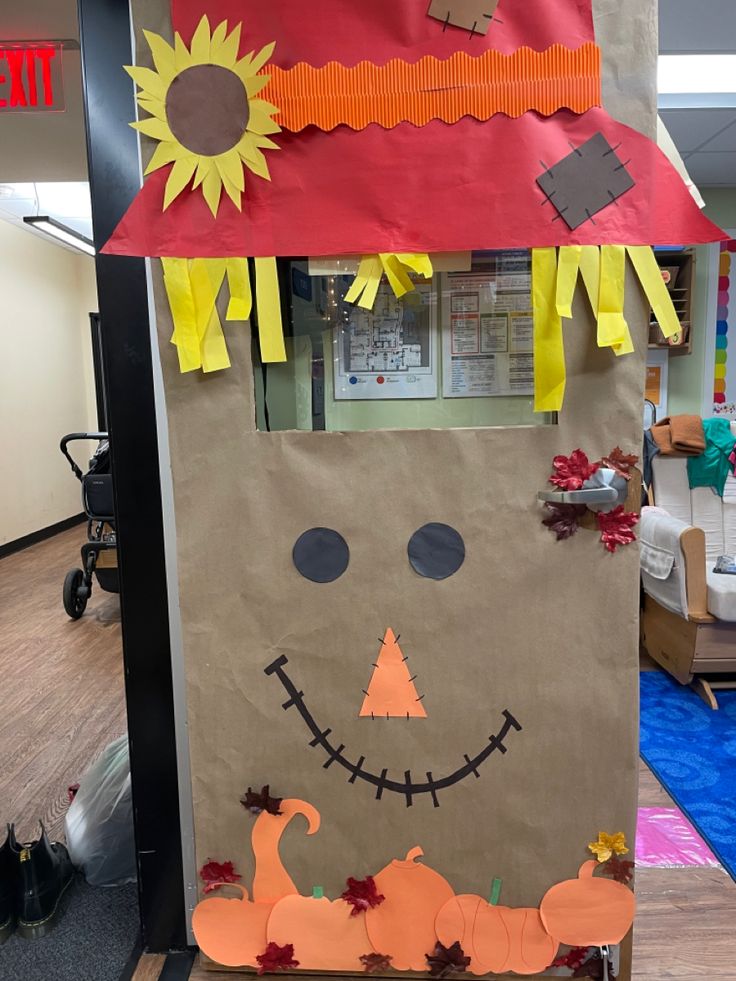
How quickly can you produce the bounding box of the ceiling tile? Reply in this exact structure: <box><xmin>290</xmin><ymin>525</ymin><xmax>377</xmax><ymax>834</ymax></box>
<box><xmin>660</xmin><ymin>0</ymin><xmax>736</xmax><ymax>53</ymax></box>
<box><xmin>695</xmin><ymin>119</ymin><xmax>736</xmax><ymax>152</ymax></box>
<box><xmin>660</xmin><ymin>108</ymin><xmax>736</xmax><ymax>153</ymax></box>
<box><xmin>682</xmin><ymin>151</ymin><xmax>736</xmax><ymax>186</ymax></box>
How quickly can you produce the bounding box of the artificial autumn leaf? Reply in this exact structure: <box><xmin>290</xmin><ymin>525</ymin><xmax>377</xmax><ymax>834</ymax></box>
<box><xmin>596</xmin><ymin>446</ymin><xmax>640</xmax><ymax>481</ymax></box>
<box><xmin>552</xmin><ymin>947</ymin><xmax>590</xmax><ymax>970</ymax></box>
<box><xmin>550</xmin><ymin>450</ymin><xmax>600</xmax><ymax>491</ymax></box>
<box><xmin>256</xmin><ymin>942</ymin><xmax>300</xmax><ymax>975</ymax></box>
<box><xmin>426</xmin><ymin>941</ymin><xmax>471</xmax><ymax>979</ymax></box>
<box><xmin>240</xmin><ymin>784</ymin><xmax>283</xmax><ymax>816</ymax></box>
<box><xmin>588</xmin><ymin>831</ymin><xmax>630</xmax><ymax>863</ymax></box>
<box><xmin>341</xmin><ymin>876</ymin><xmax>386</xmax><ymax>916</ymax></box>
<box><xmin>596</xmin><ymin>508</ymin><xmax>640</xmax><ymax>554</ymax></box>
<box><xmin>199</xmin><ymin>858</ymin><xmax>242</xmax><ymax>894</ymax></box>
<box><xmin>572</xmin><ymin>952</ymin><xmax>617</xmax><ymax>980</ymax></box>
<box><xmin>360</xmin><ymin>953</ymin><xmax>393</xmax><ymax>974</ymax></box>
<box><xmin>542</xmin><ymin>502</ymin><xmax>588</xmax><ymax>541</ymax></box>
<box><xmin>602</xmin><ymin>856</ymin><xmax>635</xmax><ymax>884</ymax></box>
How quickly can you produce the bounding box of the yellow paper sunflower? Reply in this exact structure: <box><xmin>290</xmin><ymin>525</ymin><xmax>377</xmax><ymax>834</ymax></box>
<box><xmin>125</xmin><ymin>16</ymin><xmax>280</xmax><ymax>216</ymax></box>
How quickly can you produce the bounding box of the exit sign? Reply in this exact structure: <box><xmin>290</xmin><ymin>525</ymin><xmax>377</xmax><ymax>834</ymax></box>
<box><xmin>0</xmin><ymin>43</ymin><xmax>64</xmax><ymax>112</ymax></box>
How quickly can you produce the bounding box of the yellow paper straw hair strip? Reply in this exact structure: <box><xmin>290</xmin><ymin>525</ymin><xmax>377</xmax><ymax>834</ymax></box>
<box><xmin>345</xmin><ymin>253</ymin><xmax>434</xmax><ymax>310</ymax></box>
<box><xmin>188</xmin><ymin>258</ymin><xmax>231</xmax><ymax>373</ymax></box>
<box><xmin>597</xmin><ymin>245</ymin><xmax>630</xmax><ymax>352</ymax></box>
<box><xmin>162</xmin><ymin>257</ymin><xmax>201</xmax><ymax>373</ymax></box>
<box><xmin>627</xmin><ymin>246</ymin><xmax>681</xmax><ymax>340</ymax></box>
<box><xmin>572</xmin><ymin>245</ymin><xmax>633</xmax><ymax>357</ymax></box>
<box><xmin>225</xmin><ymin>258</ymin><xmax>252</xmax><ymax>322</ymax></box>
<box><xmin>254</xmin><ymin>257</ymin><xmax>287</xmax><ymax>363</ymax></box>
<box><xmin>556</xmin><ymin>246</ymin><xmax>582</xmax><ymax>320</ymax></box>
<box><xmin>533</xmin><ymin>247</ymin><xmax>565</xmax><ymax>413</ymax></box>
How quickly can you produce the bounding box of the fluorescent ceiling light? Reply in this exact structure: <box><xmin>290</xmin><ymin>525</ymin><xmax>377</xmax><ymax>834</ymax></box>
<box><xmin>23</xmin><ymin>215</ymin><xmax>95</xmax><ymax>255</ymax></box>
<box><xmin>658</xmin><ymin>54</ymin><xmax>736</xmax><ymax>95</ymax></box>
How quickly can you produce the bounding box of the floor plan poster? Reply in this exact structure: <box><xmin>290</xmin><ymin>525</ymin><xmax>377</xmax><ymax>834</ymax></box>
<box><xmin>334</xmin><ymin>281</ymin><xmax>438</xmax><ymax>399</ymax></box>
<box><xmin>441</xmin><ymin>252</ymin><xmax>534</xmax><ymax>398</ymax></box>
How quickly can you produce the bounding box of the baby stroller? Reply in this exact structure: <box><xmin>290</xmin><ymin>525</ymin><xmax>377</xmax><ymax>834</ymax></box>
<box><xmin>60</xmin><ymin>433</ymin><xmax>119</xmax><ymax>619</ymax></box>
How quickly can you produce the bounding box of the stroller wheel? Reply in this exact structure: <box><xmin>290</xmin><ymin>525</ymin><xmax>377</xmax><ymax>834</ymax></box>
<box><xmin>63</xmin><ymin>569</ymin><xmax>88</xmax><ymax>620</ymax></box>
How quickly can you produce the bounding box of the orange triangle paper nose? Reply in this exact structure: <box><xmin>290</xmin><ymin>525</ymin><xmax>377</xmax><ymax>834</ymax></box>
<box><xmin>359</xmin><ymin>629</ymin><xmax>427</xmax><ymax>718</ymax></box>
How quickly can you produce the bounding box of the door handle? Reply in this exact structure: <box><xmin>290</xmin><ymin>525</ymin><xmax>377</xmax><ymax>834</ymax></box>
<box><xmin>537</xmin><ymin>486</ymin><xmax>620</xmax><ymax>506</ymax></box>
<box><xmin>537</xmin><ymin>468</ymin><xmax>629</xmax><ymax>512</ymax></box>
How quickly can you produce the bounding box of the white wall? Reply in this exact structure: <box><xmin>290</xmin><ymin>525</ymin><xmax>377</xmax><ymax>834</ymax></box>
<box><xmin>0</xmin><ymin>219</ymin><xmax>98</xmax><ymax>545</ymax></box>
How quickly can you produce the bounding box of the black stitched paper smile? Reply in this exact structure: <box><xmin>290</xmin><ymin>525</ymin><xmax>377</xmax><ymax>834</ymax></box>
<box><xmin>265</xmin><ymin>655</ymin><xmax>522</xmax><ymax>808</ymax></box>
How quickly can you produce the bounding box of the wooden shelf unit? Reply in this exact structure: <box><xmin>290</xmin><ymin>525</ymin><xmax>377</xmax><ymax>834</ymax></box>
<box><xmin>647</xmin><ymin>248</ymin><xmax>696</xmax><ymax>357</ymax></box>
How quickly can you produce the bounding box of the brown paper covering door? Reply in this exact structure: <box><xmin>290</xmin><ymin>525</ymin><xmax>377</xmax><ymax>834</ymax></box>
<box><xmin>130</xmin><ymin>0</ymin><xmax>654</xmax><ymax>976</ymax></box>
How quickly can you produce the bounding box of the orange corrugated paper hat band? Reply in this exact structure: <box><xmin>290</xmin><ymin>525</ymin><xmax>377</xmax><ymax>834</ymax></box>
<box><xmin>263</xmin><ymin>43</ymin><xmax>601</xmax><ymax>132</ymax></box>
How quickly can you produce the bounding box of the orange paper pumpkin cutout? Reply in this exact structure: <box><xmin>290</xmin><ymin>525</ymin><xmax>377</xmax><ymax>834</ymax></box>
<box><xmin>252</xmin><ymin>799</ymin><xmax>321</xmax><ymax>903</ymax></box>
<box><xmin>539</xmin><ymin>860</ymin><xmax>636</xmax><ymax>947</ymax></box>
<box><xmin>267</xmin><ymin>891</ymin><xmax>371</xmax><ymax>971</ymax></box>
<box><xmin>436</xmin><ymin>894</ymin><xmax>509</xmax><ymax>975</ymax></box>
<box><xmin>436</xmin><ymin>894</ymin><xmax>558</xmax><ymax>976</ymax></box>
<box><xmin>359</xmin><ymin>628</ymin><xmax>427</xmax><ymax>719</ymax></box>
<box><xmin>191</xmin><ymin>885</ymin><xmax>273</xmax><ymax>968</ymax></box>
<box><xmin>366</xmin><ymin>846</ymin><xmax>455</xmax><ymax>971</ymax></box>
<box><xmin>490</xmin><ymin>908</ymin><xmax>559</xmax><ymax>976</ymax></box>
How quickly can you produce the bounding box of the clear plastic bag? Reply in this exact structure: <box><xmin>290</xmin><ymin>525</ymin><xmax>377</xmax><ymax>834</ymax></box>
<box><xmin>65</xmin><ymin>735</ymin><xmax>137</xmax><ymax>886</ymax></box>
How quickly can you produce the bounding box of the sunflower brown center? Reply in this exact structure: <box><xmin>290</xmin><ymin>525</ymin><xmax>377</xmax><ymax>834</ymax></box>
<box><xmin>166</xmin><ymin>64</ymin><xmax>249</xmax><ymax>156</ymax></box>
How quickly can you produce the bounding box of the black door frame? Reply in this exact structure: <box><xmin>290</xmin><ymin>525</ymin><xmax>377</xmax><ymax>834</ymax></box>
<box><xmin>77</xmin><ymin>0</ymin><xmax>188</xmax><ymax>952</ymax></box>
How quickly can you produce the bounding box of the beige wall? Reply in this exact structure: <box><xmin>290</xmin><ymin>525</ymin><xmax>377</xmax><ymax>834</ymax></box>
<box><xmin>0</xmin><ymin>219</ymin><xmax>98</xmax><ymax>545</ymax></box>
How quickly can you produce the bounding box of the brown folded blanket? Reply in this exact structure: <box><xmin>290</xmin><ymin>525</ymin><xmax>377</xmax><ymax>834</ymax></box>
<box><xmin>651</xmin><ymin>415</ymin><xmax>706</xmax><ymax>456</ymax></box>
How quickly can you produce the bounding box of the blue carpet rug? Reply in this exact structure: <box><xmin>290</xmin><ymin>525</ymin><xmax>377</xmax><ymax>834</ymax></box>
<box><xmin>640</xmin><ymin>671</ymin><xmax>736</xmax><ymax>881</ymax></box>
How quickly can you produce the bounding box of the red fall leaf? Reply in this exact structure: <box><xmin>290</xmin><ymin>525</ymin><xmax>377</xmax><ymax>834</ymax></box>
<box><xmin>596</xmin><ymin>446</ymin><xmax>640</xmax><ymax>481</ymax></box>
<box><xmin>341</xmin><ymin>876</ymin><xmax>385</xmax><ymax>916</ymax></box>
<box><xmin>199</xmin><ymin>859</ymin><xmax>242</xmax><ymax>894</ymax></box>
<box><xmin>602</xmin><ymin>856</ymin><xmax>635</xmax><ymax>884</ymax></box>
<box><xmin>240</xmin><ymin>784</ymin><xmax>283</xmax><ymax>816</ymax></box>
<box><xmin>256</xmin><ymin>942</ymin><xmax>300</xmax><ymax>975</ymax></box>
<box><xmin>596</xmin><ymin>506</ymin><xmax>640</xmax><ymax>553</ymax></box>
<box><xmin>552</xmin><ymin>947</ymin><xmax>591</xmax><ymax>970</ymax></box>
<box><xmin>426</xmin><ymin>941</ymin><xmax>471</xmax><ymax>979</ymax></box>
<box><xmin>550</xmin><ymin>450</ymin><xmax>600</xmax><ymax>491</ymax></box>
<box><xmin>360</xmin><ymin>953</ymin><xmax>393</xmax><ymax>974</ymax></box>
<box><xmin>542</xmin><ymin>502</ymin><xmax>588</xmax><ymax>541</ymax></box>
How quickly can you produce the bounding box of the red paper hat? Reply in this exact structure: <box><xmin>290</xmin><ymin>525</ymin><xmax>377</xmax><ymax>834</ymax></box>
<box><xmin>103</xmin><ymin>0</ymin><xmax>722</xmax><ymax>257</ymax></box>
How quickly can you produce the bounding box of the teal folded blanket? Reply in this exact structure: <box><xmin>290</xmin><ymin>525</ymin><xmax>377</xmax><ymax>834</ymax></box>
<box><xmin>687</xmin><ymin>417</ymin><xmax>736</xmax><ymax>496</ymax></box>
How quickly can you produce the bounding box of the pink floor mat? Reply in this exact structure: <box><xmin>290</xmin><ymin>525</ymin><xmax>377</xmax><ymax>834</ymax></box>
<box><xmin>636</xmin><ymin>807</ymin><xmax>721</xmax><ymax>868</ymax></box>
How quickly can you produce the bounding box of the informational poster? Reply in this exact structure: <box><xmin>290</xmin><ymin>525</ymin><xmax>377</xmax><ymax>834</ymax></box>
<box><xmin>441</xmin><ymin>252</ymin><xmax>534</xmax><ymax>398</ymax></box>
<box><xmin>333</xmin><ymin>280</ymin><xmax>438</xmax><ymax>400</ymax></box>
<box><xmin>645</xmin><ymin>348</ymin><xmax>668</xmax><ymax>421</ymax></box>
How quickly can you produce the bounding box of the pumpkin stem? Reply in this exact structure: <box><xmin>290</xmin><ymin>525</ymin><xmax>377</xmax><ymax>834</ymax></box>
<box><xmin>578</xmin><ymin>860</ymin><xmax>599</xmax><ymax>880</ymax></box>
<box><xmin>405</xmin><ymin>845</ymin><xmax>424</xmax><ymax>863</ymax></box>
<box><xmin>208</xmin><ymin>883</ymin><xmax>250</xmax><ymax>901</ymax></box>
<box><xmin>312</xmin><ymin>885</ymin><xmax>324</xmax><ymax>899</ymax></box>
<box><xmin>252</xmin><ymin>798</ymin><xmax>321</xmax><ymax>903</ymax></box>
<box><xmin>489</xmin><ymin>877</ymin><xmax>503</xmax><ymax>906</ymax></box>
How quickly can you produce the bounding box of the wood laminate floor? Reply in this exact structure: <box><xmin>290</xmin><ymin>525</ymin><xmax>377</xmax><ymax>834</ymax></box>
<box><xmin>0</xmin><ymin>525</ymin><xmax>126</xmax><ymax>842</ymax></box>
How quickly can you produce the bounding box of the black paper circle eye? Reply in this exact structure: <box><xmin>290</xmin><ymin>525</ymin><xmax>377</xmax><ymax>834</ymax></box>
<box><xmin>293</xmin><ymin>528</ymin><xmax>350</xmax><ymax>583</ymax></box>
<box><xmin>408</xmin><ymin>523</ymin><xmax>465</xmax><ymax>580</ymax></box>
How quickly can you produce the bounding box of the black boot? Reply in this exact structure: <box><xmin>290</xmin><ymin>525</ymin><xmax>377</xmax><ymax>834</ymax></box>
<box><xmin>9</xmin><ymin>823</ymin><xmax>74</xmax><ymax>939</ymax></box>
<box><xmin>0</xmin><ymin>826</ymin><xmax>15</xmax><ymax>944</ymax></box>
